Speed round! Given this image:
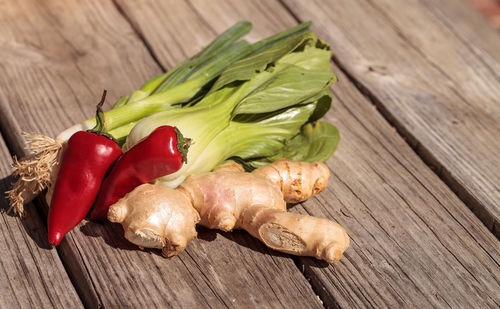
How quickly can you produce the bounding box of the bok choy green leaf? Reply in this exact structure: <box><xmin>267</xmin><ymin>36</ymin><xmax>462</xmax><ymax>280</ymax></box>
<box><xmin>125</xmin><ymin>28</ymin><xmax>338</xmax><ymax>187</ymax></box>
<box><xmin>57</xmin><ymin>21</ymin><xmax>313</xmax><ymax>141</ymax></box>
<box><xmin>57</xmin><ymin>21</ymin><xmax>341</xmax><ymax>189</ymax></box>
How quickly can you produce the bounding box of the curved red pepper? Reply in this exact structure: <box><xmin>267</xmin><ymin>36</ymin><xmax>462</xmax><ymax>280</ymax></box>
<box><xmin>89</xmin><ymin>125</ymin><xmax>189</xmax><ymax>219</ymax></box>
<box><xmin>47</xmin><ymin>91</ymin><xmax>122</xmax><ymax>246</ymax></box>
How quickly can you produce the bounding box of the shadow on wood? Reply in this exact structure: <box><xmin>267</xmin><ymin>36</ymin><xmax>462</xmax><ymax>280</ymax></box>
<box><xmin>194</xmin><ymin>225</ymin><xmax>218</xmax><ymax>242</ymax></box>
<box><xmin>79</xmin><ymin>220</ymin><xmax>165</xmax><ymax>257</ymax></box>
<box><xmin>79</xmin><ymin>216</ymin><xmax>331</xmax><ymax>268</ymax></box>
<box><xmin>0</xmin><ymin>175</ymin><xmax>53</xmax><ymax>250</ymax></box>
<box><xmin>214</xmin><ymin>226</ymin><xmax>330</xmax><ymax>268</ymax></box>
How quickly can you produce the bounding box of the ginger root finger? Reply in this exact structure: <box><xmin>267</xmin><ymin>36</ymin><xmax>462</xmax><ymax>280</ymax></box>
<box><xmin>178</xmin><ymin>170</ymin><xmax>286</xmax><ymax>231</ymax></box>
<box><xmin>239</xmin><ymin>206</ymin><xmax>349</xmax><ymax>263</ymax></box>
<box><xmin>108</xmin><ymin>184</ymin><xmax>200</xmax><ymax>257</ymax></box>
<box><xmin>253</xmin><ymin>159</ymin><xmax>330</xmax><ymax>203</ymax></box>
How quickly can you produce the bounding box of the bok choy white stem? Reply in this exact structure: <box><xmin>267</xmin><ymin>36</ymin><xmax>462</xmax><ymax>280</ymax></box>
<box><xmin>125</xmin><ymin>30</ymin><xmax>339</xmax><ymax>187</ymax></box>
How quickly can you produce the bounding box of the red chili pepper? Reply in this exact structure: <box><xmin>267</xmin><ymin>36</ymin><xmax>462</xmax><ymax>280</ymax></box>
<box><xmin>48</xmin><ymin>91</ymin><xmax>122</xmax><ymax>246</ymax></box>
<box><xmin>89</xmin><ymin>125</ymin><xmax>190</xmax><ymax>219</ymax></box>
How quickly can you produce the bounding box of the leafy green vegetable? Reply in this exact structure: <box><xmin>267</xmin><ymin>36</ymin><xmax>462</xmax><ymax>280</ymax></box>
<box><xmin>64</xmin><ymin>21</ymin><xmax>314</xmax><ymax>137</ymax></box>
<box><xmin>58</xmin><ymin>21</ymin><xmax>340</xmax><ymax>188</ymax></box>
<box><xmin>114</xmin><ymin>21</ymin><xmax>252</xmax><ymax>107</ymax></box>
<box><xmin>243</xmin><ymin>121</ymin><xmax>340</xmax><ymax>169</ymax></box>
<box><xmin>210</xmin><ymin>29</ymin><xmax>315</xmax><ymax>92</ymax></box>
<box><xmin>125</xmin><ymin>29</ymin><xmax>337</xmax><ymax>187</ymax></box>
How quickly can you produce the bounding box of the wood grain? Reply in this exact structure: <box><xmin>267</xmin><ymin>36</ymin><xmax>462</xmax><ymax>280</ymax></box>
<box><xmin>114</xmin><ymin>0</ymin><xmax>500</xmax><ymax>307</ymax></box>
<box><xmin>281</xmin><ymin>0</ymin><xmax>500</xmax><ymax>236</ymax></box>
<box><xmin>0</xmin><ymin>138</ymin><xmax>83</xmax><ymax>308</ymax></box>
<box><xmin>296</xmin><ymin>67</ymin><xmax>500</xmax><ymax>308</ymax></box>
<box><xmin>0</xmin><ymin>0</ymin><xmax>322</xmax><ymax>307</ymax></box>
<box><xmin>2</xmin><ymin>0</ymin><xmax>499</xmax><ymax>308</ymax></box>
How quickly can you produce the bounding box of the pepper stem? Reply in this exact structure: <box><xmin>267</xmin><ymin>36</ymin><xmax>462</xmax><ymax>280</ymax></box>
<box><xmin>174</xmin><ymin>127</ymin><xmax>191</xmax><ymax>164</ymax></box>
<box><xmin>91</xmin><ymin>90</ymin><xmax>108</xmax><ymax>134</ymax></box>
<box><xmin>88</xmin><ymin>90</ymin><xmax>118</xmax><ymax>143</ymax></box>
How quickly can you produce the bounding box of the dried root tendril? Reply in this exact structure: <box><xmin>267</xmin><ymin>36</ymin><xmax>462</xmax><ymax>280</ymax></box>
<box><xmin>6</xmin><ymin>132</ymin><xmax>63</xmax><ymax>217</ymax></box>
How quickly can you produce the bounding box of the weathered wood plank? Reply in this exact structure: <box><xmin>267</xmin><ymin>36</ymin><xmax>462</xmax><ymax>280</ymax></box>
<box><xmin>281</xmin><ymin>0</ymin><xmax>500</xmax><ymax>236</ymax></box>
<box><xmin>119</xmin><ymin>0</ymin><xmax>500</xmax><ymax>307</ymax></box>
<box><xmin>297</xmin><ymin>68</ymin><xmax>500</xmax><ymax>308</ymax></box>
<box><xmin>0</xmin><ymin>139</ymin><xmax>83</xmax><ymax>307</ymax></box>
<box><xmin>0</xmin><ymin>0</ymin><xmax>323</xmax><ymax>308</ymax></box>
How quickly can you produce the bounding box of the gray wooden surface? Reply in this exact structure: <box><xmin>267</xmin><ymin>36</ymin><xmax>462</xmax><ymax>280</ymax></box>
<box><xmin>0</xmin><ymin>138</ymin><xmax>83</xmax><ymax>308</ymax></box>
<box><xmin>0</xmin><ymin>0</ymin><xmax>499</xmax><ymax>308</ymax></box>
<box><xmin>0</xmin><ymin>0</ymin><xmax>323</xmax><ymax>308</ymax></box>
<box><xmin>297</xmin><ymin>66</ymin><xmax>500</xmax><ymax>308</ymax></box>
<box><xmin>282</xmin><ymin>0</ymin><xmax>500</xmax><ymax>236</ymax></box>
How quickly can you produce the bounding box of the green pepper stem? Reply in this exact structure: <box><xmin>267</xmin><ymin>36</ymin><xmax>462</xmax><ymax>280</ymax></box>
<box><xmin>174</xmin><ymin>127</ymin><xmax>191</xmax><ymax>164</ymax></box>
<box><xmin>91</xmin><ymin>90</ymin><xmax>108</xmax><ymax>134</ymax></box>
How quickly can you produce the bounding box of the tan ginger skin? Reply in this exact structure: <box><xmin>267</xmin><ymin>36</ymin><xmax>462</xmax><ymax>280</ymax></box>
<box><xmin>108</xmin><ymin>185</ymin><xmax>200</xmax><ymax>257</ymax></box>
<box><xmin>108</xmin><ymin>159</ymin><xmax>349</xmax><ymax>263</ymax></box>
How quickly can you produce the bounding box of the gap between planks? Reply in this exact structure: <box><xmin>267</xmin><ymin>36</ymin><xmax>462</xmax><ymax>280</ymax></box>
<box><xmin>107</xmin><ymin>0</ymin><xmax>329</xmax><ymax>306</ymax></box>
<box><xmin>0</xmin><ymin>1</ymin><xmax>326</xmax><ymax>307</ymax></box>
<box><xmin>96</xmin><ymin>0</ymin><xmax>500</xmax><ymax>306</ymax></box>
<box><xmin>278</xmin><ymin>0</ymin><xmax>499</xmax><ymax>239</ymax></box>
<box><xmin>110</xmin><ymin>0</ymin><xmax>167</xmax><ymax>72</ymax></box>
<box><xmin>0</xmin><ymin>117</ymin><xmax>100</xmax><ymax>308</ymax></box>
<box><xmin>0</xmin><ymin>125</ymin><xmax>84</xmax><ymax>308</ymax></box>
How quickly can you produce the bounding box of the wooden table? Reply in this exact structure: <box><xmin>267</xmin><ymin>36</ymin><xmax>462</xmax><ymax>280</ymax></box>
<box><xmin>1</xmin><ymin>0</ymin><xmax>499</xmax><ymax>308</ymax></box>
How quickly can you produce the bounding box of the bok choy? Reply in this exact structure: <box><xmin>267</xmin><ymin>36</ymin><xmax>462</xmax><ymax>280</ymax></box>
<box><xmin>57</xmin><ymin>21</ymin><xmax>340</xmax><ymax>188</ymax></box>
<box><xmin>125</xmin><ymin>31</ymin><xmax>339</xmax><ymax>187</ymax></box>
<box><xmin>57</xmin><ymin>21</ymin><xmax>311</xmax><ymax>141</ymax></box>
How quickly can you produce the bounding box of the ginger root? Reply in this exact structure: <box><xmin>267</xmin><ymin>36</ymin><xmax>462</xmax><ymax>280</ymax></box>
<box><xmin>109</xmin><ymin>159</ymin><xmax>349</xmax><ymax>263</ymax></box>
<box><xmin>254</xmin><ymin>158</ymin><xmax>330</xmax><ymax>203</ymax></box>
<box><xmin>179</xmin><ymin>170</ymin><xmax>286</xmax><ymax>231</ymax></box>
<box><xmin>108</xmin><ymin>184</ymin><xmax>200</xmax><ymax>257</ymax></box>
<box><xmin>240</xmin><ymin>207</ymin><xmax>349</xmax><ymax>263</ymax></box>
